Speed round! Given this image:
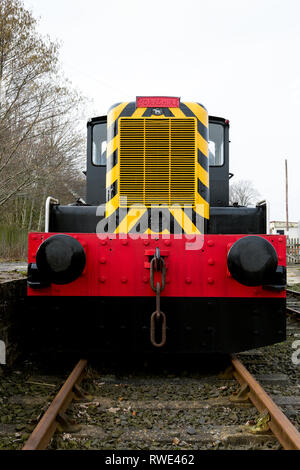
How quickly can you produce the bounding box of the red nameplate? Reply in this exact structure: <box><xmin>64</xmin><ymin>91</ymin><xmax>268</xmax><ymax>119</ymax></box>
<box><xmin>136</xmin><ymin>96</ymin><xmax>180</xmax><ymax>108</ymax></box>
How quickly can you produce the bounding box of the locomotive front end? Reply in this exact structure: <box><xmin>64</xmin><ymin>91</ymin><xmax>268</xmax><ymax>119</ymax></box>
<box><xmin>27</xmin><ymin>97</ymin><xmax>286</xmax><ymax>355</ymax></box>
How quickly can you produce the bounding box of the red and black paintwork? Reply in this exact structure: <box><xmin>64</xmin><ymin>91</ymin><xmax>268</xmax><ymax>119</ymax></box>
<box><xmin>27</xmin><ymin>233</ymin><xmax>286</xmax><ymax>354</ymax></box>
<box><xmin>28</xmin><ymin>233</ymin><xmax>285</xmax><ymax>299</ymax></box>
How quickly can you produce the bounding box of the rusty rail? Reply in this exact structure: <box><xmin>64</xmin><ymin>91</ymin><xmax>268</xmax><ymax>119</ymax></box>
<box><xmin>22</xmin><ymin>359</ymin><xmax>87</xmax><ymax>450</ymax></box>
<box><xmin>287</xmin><ymin>289</ymin><xmax>300</xmax><ymax>297</ymax></box>
<box><xmin>286</xmin><ymin>289</ymin><xmax>300</xmax><ymax>318</ymax></box>
<box><xmin>231</xmin><ymin>355</ymin><xmax>300</xmax><ymax>450</ymax></box>
<box><xmin>286</xmin><ymin>306</ymin><xmax>300</xmax><ymax>318</ymax></box>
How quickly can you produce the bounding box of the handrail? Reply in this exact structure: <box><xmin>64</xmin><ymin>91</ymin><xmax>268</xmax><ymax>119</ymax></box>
<box><xmin>45</xmin><ymin>197</ymin><xmax>59</xmax><ymax>233</ymax></box>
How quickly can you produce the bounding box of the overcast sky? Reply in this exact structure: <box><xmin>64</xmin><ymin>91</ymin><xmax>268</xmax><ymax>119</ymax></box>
<box><xmin>23</xmin><ymin>0</ymin><xmax>300</xmax><ymax>222</ymax></box>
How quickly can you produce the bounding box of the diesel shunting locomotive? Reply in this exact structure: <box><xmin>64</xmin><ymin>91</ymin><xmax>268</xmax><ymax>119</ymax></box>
<box><xmin>27</xmin><ymin>97</ymin><xmax>286</xmax><ymax>354</ymax></box>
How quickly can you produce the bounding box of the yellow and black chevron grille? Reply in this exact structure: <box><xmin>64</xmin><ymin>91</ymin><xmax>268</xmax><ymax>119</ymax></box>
<box><xmin>119</xmin><ymin>117</ymin><xmax>196</xmax><ymax>207</ymax></box>
<box><xmin>105</xmin><ymin>101</ymin><xmax>209</xmax><ymax>234</ymax></box>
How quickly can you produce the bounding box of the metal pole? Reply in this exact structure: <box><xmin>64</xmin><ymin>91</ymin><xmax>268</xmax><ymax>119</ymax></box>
<box><xmin>285</xmin><ymin>159</ymin><xmax>288</xmax><ymax>234</ymax></box>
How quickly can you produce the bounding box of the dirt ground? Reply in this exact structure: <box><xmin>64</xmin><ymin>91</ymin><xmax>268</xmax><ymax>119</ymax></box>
<box><xmin>0</xmin><ymin>262</ymin><xmax>27</xmax><ymax>283</ymax></box>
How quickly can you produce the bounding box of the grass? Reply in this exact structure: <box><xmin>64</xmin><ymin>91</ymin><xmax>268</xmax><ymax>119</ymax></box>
<box><xmin>0</xmin><ymin>225</ymin><xmax>28</xmax><ymax>260</ymax></box>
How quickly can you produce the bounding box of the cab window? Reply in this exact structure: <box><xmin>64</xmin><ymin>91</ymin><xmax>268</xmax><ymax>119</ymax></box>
<box><xmin>208</xmin><ymin>123</ymin><xmax>224</xmax><ymax>166</ymax></box>
<box><xmin>92</xmin><ymin>123</ymin><xmax>107</xmax><ymax>166</ymax></box>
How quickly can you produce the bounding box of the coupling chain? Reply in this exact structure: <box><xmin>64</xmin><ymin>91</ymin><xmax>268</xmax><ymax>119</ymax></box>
<box><xmin>150</xmin><ymin>250</ymin><xmax>166</xmax><ymax>348</ymax></box>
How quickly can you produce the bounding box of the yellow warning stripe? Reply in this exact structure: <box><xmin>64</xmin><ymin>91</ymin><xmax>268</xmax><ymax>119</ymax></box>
<box><xmin>197</xmin><ymin>132</ymin><xmax>208</xmax><ymax>157</ymax></box>
<box><xmin>131</xmin><ymin>107</ymin><xmax>147</xmax><ymax>118</ymax></box>
<box><xmin>115</xmin><ymin>207</ymin><xmax>147</xmax><ymax>233</ymax></box>
<box><xmin>105</xmin><ymin>194</ymin><xmax>119</xmax><ymax>218</ymax></box>
<box><xmin>194</xmin><ymin>195</ymin><xmax>209</xmax><ymax>219</ymax></box>
<box><xmin>169</xmin><ymin>107</ymin><xmax>186</xmax><ymax>118</ymax></box>
<box><xmin>107</xmin><ymin>102</ymin><xmax>129</xmax><ymax>128</ymax></box>
<box><xmin>169</xmin><ymin>208</ymin><xmax>200</xmax><ymax>234</ymax></box>
<box><xmin>106</xmin><ymin>135</ymin><xmax>118</xmax><ymax>159</ymax></box>
<box><xmin>183</xmin><ymin>102</ymin><xmax>208</xmax><ymax>127</ymax></box>
<box><xmin>106</xmin><ymin>164</ymin><xmax>118</xmax><ymax>187</ymax></box>
<box><xmin>197</xmin><ymin>162</ymin><xmax>209</xmax><ymax>188</ymax></box>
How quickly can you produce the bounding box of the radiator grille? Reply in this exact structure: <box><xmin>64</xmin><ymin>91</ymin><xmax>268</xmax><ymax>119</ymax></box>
<box><xmin>119</xmin><ymin>118</ymin><xmax>196</xmax><ymax>206</ymax></box>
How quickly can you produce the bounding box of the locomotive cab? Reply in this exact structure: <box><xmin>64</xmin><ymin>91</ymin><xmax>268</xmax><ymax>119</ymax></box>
<box><xmin>86</xmin><ymin>115</ymin><xmax>230</xmax><ymax>208</ymax></box>
<box><xmin>84</xmin><ymin>112</ymin><xmax>267</xmax><ymax>237</ymax></box>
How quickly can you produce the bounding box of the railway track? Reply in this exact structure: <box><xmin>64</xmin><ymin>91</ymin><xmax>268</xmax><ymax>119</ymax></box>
<box><xmin>22</xmin><ymin>359</ymin><xmax>87</xmax><ymax>450</ymax></box>
<box><xmin>22</xmin><ymin>354</ymin><xmax>300</xmax><ymax>451</ymax></box>
<box><xmin>287</xmin><ymin>289</ymin><xmax>300</xmax><ymax>318</ymax></box>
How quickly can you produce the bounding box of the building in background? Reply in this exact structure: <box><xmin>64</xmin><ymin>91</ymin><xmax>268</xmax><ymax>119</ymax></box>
<box><xmin>270</xmin><ymin>221</ymin><xmax>299</xmax><ymax>238</ymax></box>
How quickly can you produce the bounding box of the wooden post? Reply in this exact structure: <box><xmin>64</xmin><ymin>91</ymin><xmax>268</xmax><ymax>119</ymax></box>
<box><xmin>285</xmin><ymin>159</ymin><xmax>288</xmax><ymax>234</ymax></box>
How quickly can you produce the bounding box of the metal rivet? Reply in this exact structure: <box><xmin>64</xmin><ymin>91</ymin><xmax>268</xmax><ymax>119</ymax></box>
<box><xmin>122</xmin><ymin>240</ymin><xmax>128</xmax><ymax>245</ymax></box>
<box><xmin>143</xmin><ymin>276</ymin><xmax>148</xmax><ymax>283</ymax></box>
<box><xmin>207</xmin><ymin>240</ymin><xmax>214</xmax><ymax>247</ymax></box>
<box><xmin>207</xmin><ymin>277</ymin><xmax>214</xmax><ymax>284</ymax></box>
<box><xmin>143</xmin><ymin>240</ymin><xmax>150</xmax><ymax>246</ymax></box>
<box><xmin>99</xmin><ymin>276</ymin><xmax>106</xmax><ymax>283</ymax></box>
<box><xmin>208</xmin><ymin>258</ymin><xmax>215</xmax><ymax>265</ymax></box>
<box><xmin>164</xmin><ymin>239</ymin><xmax>171</xmax><ymax>246</ymax></box>
<box><xmin>101</xmin><ymin>240</ymin><xmax>107</xmax><ymax>245</ymax></box>
<box><xmin>185</xmin><ymin>277</ymin><xmax>192</xmax><ymax>284</ymax></box>
<box><xmin>278</xmin><ymin>237</ymin><xmax>283</xmax><ymax>242</ymax></box>
<box><xmin>100</xmin><ymin>257</ymin><xmax>106</xmax><ymax>264</ymax></box>
<box><xmin>121</xmin><ymin>277</ymin><xmax>128</xmax><ymax>283</ymax></box>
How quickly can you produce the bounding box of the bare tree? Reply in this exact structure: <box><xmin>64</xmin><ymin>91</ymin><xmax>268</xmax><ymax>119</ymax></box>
<box><xmin>0</xmin><ymin>0</ymin><xmax>86</xmax><ymax>207</ymax></box>
<box><xmin>229</xmin><ymin>179</ymin><xmax>260</xmax><ymax>206</ymax></box>
<box><xmin>0</xmin><ymin>0</ymin><xmax>87</xmax><ymax>258</ymax></box>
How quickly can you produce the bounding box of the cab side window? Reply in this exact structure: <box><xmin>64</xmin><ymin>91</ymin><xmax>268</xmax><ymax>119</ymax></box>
<box><xmin>92</xmin><ymin>123</ymin><xmax>107</xmax><ymax>166</ymax></box>
<box><xmin>208</xmin><ymin>123</ymin><xmax>224</xmax><ymax>166</ymax></box>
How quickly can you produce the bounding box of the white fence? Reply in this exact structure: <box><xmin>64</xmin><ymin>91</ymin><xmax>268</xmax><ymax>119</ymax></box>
<box><xmin>287</xmin><ymin>237</ymin><xmax>300</xmax><ymax>264</ymax></box>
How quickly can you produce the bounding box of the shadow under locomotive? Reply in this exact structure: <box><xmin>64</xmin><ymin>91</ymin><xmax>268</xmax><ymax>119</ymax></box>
<box><xmin>23</xmin><ymin>296</ymin><xmax>285</xmax><ymax>358</ymax></box>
